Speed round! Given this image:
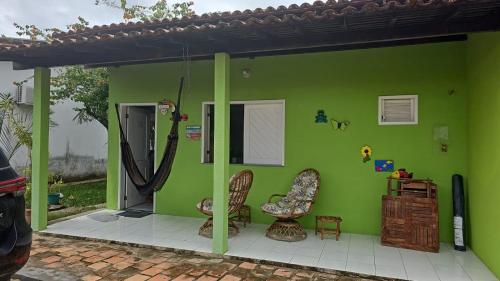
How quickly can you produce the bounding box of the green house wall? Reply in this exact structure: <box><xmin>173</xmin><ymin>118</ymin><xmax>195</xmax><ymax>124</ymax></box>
<box><xmin>107</xmin><ymin>41</ymin><xmax>468</xmax><ymax>243</ymax></box>
<box><xmin>466</xmin><ymin>32</ymin><xmax>500</xmax><ymax>277</ymax></box>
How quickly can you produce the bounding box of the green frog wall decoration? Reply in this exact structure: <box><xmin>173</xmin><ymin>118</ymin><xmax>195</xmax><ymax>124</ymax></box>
<box><xmin>315</xmin><ymin>110</ymin><xmax>328</xmax><ymax>123</ymax></box>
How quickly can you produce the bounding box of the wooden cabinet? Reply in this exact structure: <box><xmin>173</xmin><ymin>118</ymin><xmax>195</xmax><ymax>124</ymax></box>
<box><xmin>381</xmin><ymin>178</ymin><xmax>439</xmax><ymax>252</ymax></box>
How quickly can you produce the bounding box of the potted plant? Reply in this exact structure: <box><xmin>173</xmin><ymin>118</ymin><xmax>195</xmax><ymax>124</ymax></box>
<box><xmin>48</xmin><ymin>174</ymin><xmax>64</xmax><ymax>205</ymax></box>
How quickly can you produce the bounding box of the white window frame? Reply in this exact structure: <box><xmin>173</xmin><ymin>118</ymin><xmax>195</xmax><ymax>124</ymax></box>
<box><xmin>378</xmin><ymin>95</ymin><xmax>419</xmax><ymax>125</ymax></box>
<box><xmin>201</xmin><ymin>100</ymin><xmax>285</xmax><ymax>166</ymax></box>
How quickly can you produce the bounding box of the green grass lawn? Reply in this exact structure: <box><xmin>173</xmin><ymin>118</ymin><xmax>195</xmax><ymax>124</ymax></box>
<box><xmin>58</xmin><ymin>180</ymin><xmax>107</xmax><ymax>207</ymax></box>
<box><xmin>48</xmin><ymin>180</ymin><xmax>107</xmax><ymax>221</ymax></box>
<box><xmin>25</xmin><ymin>180</ymin><xmax>107</xmax><ymax>221</ymax></box>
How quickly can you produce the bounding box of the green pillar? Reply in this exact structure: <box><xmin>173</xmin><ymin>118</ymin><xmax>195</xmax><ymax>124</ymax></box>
<box><xmin>31</xmin><ymin>67</ymin><xmax>51</xmax><ymax>231</ymax></box>
<box><xmin>212</xmin><ymin>53</ymin><xmax>230</xmax><ymax>254</ymax></box>
<box><xmin>105</xmin><ymin>80</ymin><xmax>119</xmax><ymax>211</ymax></box>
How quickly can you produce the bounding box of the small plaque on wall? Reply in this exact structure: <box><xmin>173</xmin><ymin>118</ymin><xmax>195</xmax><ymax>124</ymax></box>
<box><xmin>375</xmin><ymin>160</ymin><xmax>394</xmax><ymax>172</ymax></box>
<box><xmin>186</xmin><ymin>125</ymin><xmax>201</xmax><ymax>141</ymax></box>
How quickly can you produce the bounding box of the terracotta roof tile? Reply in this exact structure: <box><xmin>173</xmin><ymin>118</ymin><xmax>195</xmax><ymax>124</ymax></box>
<box><xmin>0</xmin><ymin>0</ymin><xmax>462</xmax><ymax>52</ymax></box>
<box><xmin>0</xmin><ymin>37</ymin><xmax>37</xmax><ymax>49</ymax></box>
<box><xmin>1</xmin><ymin>0</ymin><xmax>499</xmax><ymax>68</ymax></box>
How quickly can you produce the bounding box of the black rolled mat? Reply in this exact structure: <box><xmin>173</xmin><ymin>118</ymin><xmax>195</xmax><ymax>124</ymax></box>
<box><xmin>117</xmin><ymin>210</ymin><xmax>152</xmax><ymax>218</ymax></box>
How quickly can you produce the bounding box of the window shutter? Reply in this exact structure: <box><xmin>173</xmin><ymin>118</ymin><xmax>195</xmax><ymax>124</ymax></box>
<box><xmin>379</xmin><ymin>95</ymin><xmax>418</xmax><ymax>125</ymax></box>
<box><xmin>244</xmin><ymin>102</ymin><xmax>284</xmax><ymax>165</ymax></box>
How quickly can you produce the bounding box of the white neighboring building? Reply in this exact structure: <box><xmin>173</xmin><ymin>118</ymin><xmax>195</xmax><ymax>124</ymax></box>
<box><xmin>0</xmin><ymin>61</ymin><xmax>108</xmax><ymax>180</ymax></box>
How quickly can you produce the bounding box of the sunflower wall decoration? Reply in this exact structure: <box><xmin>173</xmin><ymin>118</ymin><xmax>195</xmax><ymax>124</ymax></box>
<box><xmin>361</xmin><ymin>145</ymin><xmax>372</xmax><ymax>163</ymax></box>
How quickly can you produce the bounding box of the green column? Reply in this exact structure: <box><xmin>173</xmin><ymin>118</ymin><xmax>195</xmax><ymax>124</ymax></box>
<box><xmin>212</xmin><ymin>53</ymin><xmax>230</xmax><ymax>254</ymax></box>
<box><xmin>31</xmin><ymin>67</ymin><xmax>51</xmax><ymax>231</ymax></box>
<box><xmin>105</xmin><ymin>76</ymin><xmax>119</xmax><ymax>210</ymax></box>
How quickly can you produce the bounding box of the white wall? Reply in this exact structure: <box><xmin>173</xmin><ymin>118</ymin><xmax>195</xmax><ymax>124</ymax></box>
<box><xmin>0</xmin><ymin>62</ymin><xmax>34</xmax><ymax>168</ymax></box>
<box><xmin>50</xmin><ymin>100</ymin><xmax>107</xmax><ymax>159</ymax></box>
<box><xmin>0</xmin><ymin>62</ymin><xmax>33</xmax><ymax>92</ymax></box>
<box><xmin>0</xmin><ymin>62</ymin><xmax>108</xmax><ymax>180</ymax></box>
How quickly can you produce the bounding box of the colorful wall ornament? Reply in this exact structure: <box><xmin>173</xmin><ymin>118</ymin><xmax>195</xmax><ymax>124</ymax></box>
<box><xmin>186</xmin><ymin>125</ymin><xmax>201</xmax><ymax>141</ymax></box>
<box><xmin>331</xmin><ymin>119</ymin><xmax>350</xmax><ymax>131</ymax></box>
<box><xmin>375</xmin><ymin>160</ymin><xmax>394</xmax><ymax>172</ymax></box>
<box><xmin>315</xmin><ymin>110</ymin><xmax>328</xmax><ymax>123</ymax></box>
<box><xmin>158</xmin><ymin>100</ymin><xmax>176</xmax><ymax>115</ymax></box>
<box><xmin>361</xmin><ymin>145</ymin><xmax>372</xmax><ymax>163</ymax></box>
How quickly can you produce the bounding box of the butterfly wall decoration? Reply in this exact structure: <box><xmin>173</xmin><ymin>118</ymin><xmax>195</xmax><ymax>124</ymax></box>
<box><xmin>331</xmin><ymin>119</ymin><xmax>350</xmax><ymax>131</ymax></box>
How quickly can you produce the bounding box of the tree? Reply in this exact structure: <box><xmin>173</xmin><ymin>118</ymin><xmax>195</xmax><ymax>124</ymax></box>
<box><xmin>51</xmin><ymin>67</ymin><xmax>109</xmax><ymax>128</ymax></box>
<box><xmin>11</xmin><ymin>0</ymin><xmax>194</xmax><ymax>130</ymax></box>
<box><xmin>96</xmin><ymin>0</ymin><xmax>194</xmax><ymax>21</ymax></box>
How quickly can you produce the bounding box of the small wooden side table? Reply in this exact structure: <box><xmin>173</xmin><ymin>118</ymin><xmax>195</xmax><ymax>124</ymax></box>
<box><xmin>315</xmin><ymin>216</ymin><xmax>342</xmax><ymax>241</ymax></box>
<box><xmin>232</xmin><ymin>205</ymin><xmax>251</xmax><ymax>227</ymax></box>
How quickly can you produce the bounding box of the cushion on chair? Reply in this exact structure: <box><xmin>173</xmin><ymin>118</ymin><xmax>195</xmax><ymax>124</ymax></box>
<box><xmin>261</xmin><ymin>201</ymin><xmax>312</xmax><ymax>216</ymax></box>
<box><xmin>196</xmin><ymin>199</ymin><xmax>213</xmax><ymax>213</ymax></box>
<box><xmin>288</xmin><ymin>170</ymin><xmax>319</xmax><ymax>201</ymax></box>
<box><xmin>261</xmin><ymin>169</ymin><xmax>319</xmax><ymax>217</ymax></box>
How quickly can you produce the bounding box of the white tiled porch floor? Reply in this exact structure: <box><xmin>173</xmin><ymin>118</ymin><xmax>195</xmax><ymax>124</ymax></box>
<box><xmin>43</xmin><ymin>210</ymin><xmax>497</xmax><ymax>281</ymax></box>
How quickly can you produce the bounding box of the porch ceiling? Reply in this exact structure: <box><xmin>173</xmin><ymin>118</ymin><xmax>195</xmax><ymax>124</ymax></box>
<box><xmin>1</xmin><ymin>0</ymin><xmax>500</xmax><ymax>69</ymax></box>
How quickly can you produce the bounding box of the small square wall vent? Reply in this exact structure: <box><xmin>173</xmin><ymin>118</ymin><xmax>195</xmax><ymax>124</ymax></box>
<box><xmin>378</xmin><ymin>95</ymin><xmax>418</xmax><ymax>125</ymax></box>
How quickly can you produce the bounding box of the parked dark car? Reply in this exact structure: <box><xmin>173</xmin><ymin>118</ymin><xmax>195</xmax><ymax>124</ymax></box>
<box><xmin>0</xmin><ymin>150</ymin><xmax>31</xmax><ymax>281</ymax></box>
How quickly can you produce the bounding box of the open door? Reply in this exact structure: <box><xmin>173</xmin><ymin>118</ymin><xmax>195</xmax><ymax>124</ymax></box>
<box><xmin>122</xmin><ymin>105</ymin><xmax>155</xmax><ymax>211</ymax></box>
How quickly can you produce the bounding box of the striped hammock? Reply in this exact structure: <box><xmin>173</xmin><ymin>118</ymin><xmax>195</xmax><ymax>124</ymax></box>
<box><xmin>115</xmin><ymin>77</ymin><xmax>184</xmax><ymax>196</ymax></box>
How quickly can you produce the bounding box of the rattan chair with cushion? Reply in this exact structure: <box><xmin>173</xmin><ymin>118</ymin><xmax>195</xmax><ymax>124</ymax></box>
<box><xmin>196</xmin><ymin>170</ymin><xmax>253</xmax><ymax>238</ymax></box>
<box><xmin>261</xmin><ymin>168</ymin><xmax>320</xmax><ymax>241</ymax></box>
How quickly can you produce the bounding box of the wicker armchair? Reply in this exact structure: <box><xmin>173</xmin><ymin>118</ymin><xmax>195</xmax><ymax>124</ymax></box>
<box><xmin>196</xmin><ymin>170</ymin><xmax>253</xmax><ymax>238</ymax></box>
<box><xmin>261</xmin><ymin>169</ymin><xmax>320</xmax><ymax>241</ymax></box>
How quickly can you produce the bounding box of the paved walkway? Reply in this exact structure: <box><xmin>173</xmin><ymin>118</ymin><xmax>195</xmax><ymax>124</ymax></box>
<box><xmin>42</xmin><ymin>210</ymin><xmax>498</xmax><ymax>281</ymax></box>
<box><xmin>17</xmin><ymin>234</ymin><xmax>393</xmax><ymax>281</ymax></box>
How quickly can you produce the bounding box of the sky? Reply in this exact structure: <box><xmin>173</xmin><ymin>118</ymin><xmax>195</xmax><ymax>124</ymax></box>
<box><xmin>0</xmin><ymin>0</ymin><xmax>315</xmax><ymax>38</ymax></box>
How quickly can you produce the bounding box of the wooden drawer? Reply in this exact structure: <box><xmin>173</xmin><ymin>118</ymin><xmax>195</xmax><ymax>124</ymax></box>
<box><xmin>381</xmin><ymin>195</ymin><xmax>439</xmax><ymax>252</ymax></box>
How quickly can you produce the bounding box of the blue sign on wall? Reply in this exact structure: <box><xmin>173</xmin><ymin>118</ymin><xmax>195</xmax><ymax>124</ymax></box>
<box><xmin>375</xmin><ymin>160</ymin><xmax>394</xmax><ymax>172</ymax></box>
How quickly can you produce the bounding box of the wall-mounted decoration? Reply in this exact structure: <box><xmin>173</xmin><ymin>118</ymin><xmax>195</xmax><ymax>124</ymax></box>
<box><xmin>242</xmin><ymin>68</ymin><xmax>251</xmax><ymax>79</ymax></box>
<box><xmin>315</xmin><ymin>110</ymin><xmax>328</xmax><ymax>123</ymax></box>
<box><xmin>391</xmin><ymin>168</ymin><xmax>414</xmax><ymax>179</ymax></box>
<box><xmin>331</xmin><ymin>119</ymin><xmax>350</xmax><ymax>131</ymax></box>
<box><xmin>433</xmin><ymin>125</ymin><xmax>449</xmax><ymax>152</ymax></box>
<box><xmin>159</xmin><ymin>100</ymin><xmax>176</xmax><ymax>116</ymax></box>
<box><xmin>375</xmin><ymin>160</ymin><xmax>394</xmax><ymax>172</ymax></box>
<box><xmin>361</xmin><ymin>145</ymin><xmax>372</xmax><ymax>163</ymax></box>
<box><xmin>186</xmin><ymin>125</ymin><xmax>201</xmax><ymax>141</ymax></box>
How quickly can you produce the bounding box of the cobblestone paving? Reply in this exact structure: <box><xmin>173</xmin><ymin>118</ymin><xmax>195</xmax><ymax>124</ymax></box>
<box><xmin>17</xmin><ymin>234</ymin><xmax>396</xmax><ymax>281</ymax></box>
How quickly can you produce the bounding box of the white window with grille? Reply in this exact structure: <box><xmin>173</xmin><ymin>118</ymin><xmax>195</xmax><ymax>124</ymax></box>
<box><xmin>378</xmin><ymin>95</ymin><xmax>418</xmax><ymax>125</ymax></box>
<box><xmin>243</xmin><ymin>102</ymin><xmax>284</xmax><ymax>166</ymax></box>
<box><xmin>202</xmin><ymin>100</ymin><xmax>285</xmax><ymax>166</ymax></box>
